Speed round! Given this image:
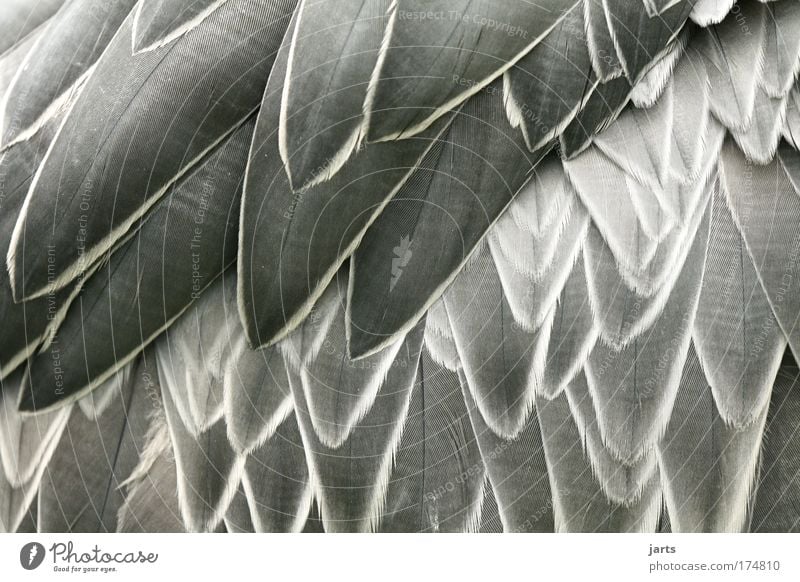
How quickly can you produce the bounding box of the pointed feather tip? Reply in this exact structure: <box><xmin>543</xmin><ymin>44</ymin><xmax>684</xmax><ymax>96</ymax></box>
<box><xmin>224</xmin><ymin>392</ymin><xmax>293</xmax><ymax>455</ymax></box>
<box><xmin>236</xmin><ymin>262</ymin><xmax>330</xmax><ymax>354</ymax></box>
<box><xmin>475</xmin><ymin>398</ymin><xmax>536</xmax><ymax>442</ymax></box>
<box><xmin>283</xmin><ymin>121</ymin><xmax>366</xmax><ymax>194</ymax></box>
<box><xmin>130</xmin><ymin>0</ymin><xmax>231</xmax><ymax>55</ymax></box>
<box><xmin>237</xmin><ymin>296</ymin><xmax>295</xmax><ymax>353</ymax></box>
<box><xmin>5</xmin><ymin>225</ymin><xmax>83</xmax><ymax>304</ymax></box>
<box><xmin>14</xmin><ymin>368</ymin><xmax>70</xmax><ymax>416</ymax></box>
<box><xmin>15</xmin><ymin>349</ymin><xmax>126</xmax><ymax>417</ymax></box>
<box><xmin>345</xmin><ymin>327</ymin><xmax>402</xmax><ymax>361</ymax></box>
<box><xmin>179</xmin><ymin>454</ymin><xmax>248</xmax><ymax>533</ymax></box>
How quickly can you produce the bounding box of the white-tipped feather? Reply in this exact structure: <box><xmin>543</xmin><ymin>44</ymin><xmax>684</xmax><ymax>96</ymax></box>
<box><xmin>690</xmin><ymin>0</ymin><xmax>735</xmax><ymax>26</ymax></box>
<box><xmin>131</xmin><ymin>0</ymin><xmax>231</xmax><ymax>55</ymax></box>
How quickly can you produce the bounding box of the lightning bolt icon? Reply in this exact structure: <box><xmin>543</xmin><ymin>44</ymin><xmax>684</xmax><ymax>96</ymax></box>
<box><xmin>28</xmin><ymin>545</ymin><xmax>38</xmax><ymax>566</ymax></box>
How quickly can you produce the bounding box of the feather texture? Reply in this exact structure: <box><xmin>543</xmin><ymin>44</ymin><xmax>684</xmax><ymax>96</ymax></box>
<box><xmin>239</xmin><ymin>15</ymin><xmax>452</xmax><ymax>349</ymax></box>
<box><xmin>0</xmin><ymin>0</ymin><xmax>64</xmax><ymax>58</ymax></box>
<box><xmin>7</xmin><ymin>0</ymin><xmax>296</xmax><ymax>302</ymax></box>
<box><xmin>462</xmin><ymin>380</ymin><xmax>554</xmax><ymax>532</ymax></box>
<box><xmin>287</xmin><ymin>316</ymin><xmax>424</xmax><ymax>532</ymax></box>
<box><xmin>132</xmin><ymin>0</ymin><xmax>231</xmax><ymax>53</ymax></box>
<box><xmin>658</xmin><ymin>344</ymin><xmax>768</xmax><ymax>532</ymax></box>
<box><xmin>0</xmin><ymin>0</ymin><xmax>136</xmax><ymax>148</ymax></box>
<box><xmin>381</xmin><ymin>352</ymin><xmax>486</xmax><ymax>532</ymax></box>
<box><xmin>18</xmin><ymin>120</ymin><xmax>254</xmax><ymax>413</ymax></box>
<box><xmin>4</xmin><ymin>0</ymin><xmax>800</xmax><ymax>535</ymax></box>
<box><xmin>444</xmin><ymin>243</ymin><xmax>552</xmax><ymax>440</ymax></box>
<box><xmin>365</xmin><ymin>0</ymin><xmax>582</xmax><ymax>142</ymax></box>
<box><xmin>348</xmin><ymin>84</ymin><xmax>545</xmax><ymax>358</ymax></box>
<box><xmin>722</xmin><ymin>140</ymin><xmax>800</xmax><ymax>360</ymax></box>
<box><xmin>280</xmin><ymin>0</ymin><xmax>391</xmax><ymax>189</ymax></box>
<box><xmin>240</xmin><ymin>413</ymin><xmax>312</xmax><ymax>532</ymax></box>
<box><xmin>38</xmin><ymin>360</ymin><xmax>149</xmax><ymax>532</ymax></box>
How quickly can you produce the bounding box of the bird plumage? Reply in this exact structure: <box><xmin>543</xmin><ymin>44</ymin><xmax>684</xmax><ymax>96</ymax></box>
<box><xmin>0</xmin><ymin>0</ymin><xmax>799</xmax><ymax>533</ymax></box>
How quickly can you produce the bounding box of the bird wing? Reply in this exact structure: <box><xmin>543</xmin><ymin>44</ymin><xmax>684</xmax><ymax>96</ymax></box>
<box><xmin>1</xmin><ymin>0</ymin><xmax>799</xmax><ymax>533</ymax></box>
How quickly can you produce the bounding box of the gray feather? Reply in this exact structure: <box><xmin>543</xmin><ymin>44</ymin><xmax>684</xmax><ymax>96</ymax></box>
<box><xmin>161</xmin><ymin>377</ymin><xmax>244</xmax><ymax>533</ymax></box>
<box><xmin>0</xmin><ymin>0</ymin><xmax>136</xmax><ymax>148</ymax></box>
<box><xmin>18</xmin><ymin>120</ymin><xmax>254</xmax><ymax>413</ymax></box>
<box><xmin>540</xmin><ymin>254</ymin><xmax>598</xmax><ymax>399</ymax></box>
<box><xmin>584</xmin><ymin>196</ymin><xmax>710</xmax><ymax>464</ymax></box>
<box><xmin>565</xmin><ymin>372</ymin><xmax>659</xmax><ymax>506</ymax></box>
<box><xmin>751</xmin><ymin>357</ymin><xmax>800</xmax><ymax>532</ymax></box>
<box><xmin>280</xmin><ymin>0</ymin><xmax>390</xmax><ymax>189</ymax></box>
<box><xmin>7</xmin><ymin>0</ymin><xmax>295</xmax><ymax>302</ymax></box>
<box><xmin>658</xmin><ymin>343</ymin><xmax>767</xmax><ymax>532</ymax></box>
<box><xmin>348</xmin><ymin>83</ymin><xmax>545</xmax><ymax>358</ymax></box>
<box><xmin>504</xmin><ymin>5</ymin><xmax>597</xmax><ymax>151</ymax></box>
<box><xmin>239</xmin><ymin>13</ymin><xmax>452</xmax><ymax>350</ymax></box>
<box><xmin>132</xmin><ymin>0</ymin><xmax>231</xmax><ymax>52</ymax></box>
<box><xmin>117</xmin><ymin>399</ymin><xmax>185</xmax><ymax>533</ymax></box>
<box><xmin>241</xmin><ymin>413</ymin><xmax>312</xmax><ymax>532</ymax></box>
<box><xmin>366</xmin><ymin>0</ymin><xmax>582</xmax><ymax>141</ymax></box>
<box><xmin>697</xmin><ymin>1</ymin><xmax>766</xmax><ymax>132</ymax></box>
<box><xmin>536</xmin><ymin>389</ymin><xmax>662</xmax><ymax>532</ymax></box>
<box><xmin>287</xmin><ymin>318</ymin><xmax>424</xmax><ymax>532</ymax></box>
<box><xmin>722</xmin><ymin>140</ymin><xmax>800</xmax><ymax>361</ymax></box>
<box><xmin>381</xmin><ymin>351</ymin><xmax>485</xmax><ymax>532</ymax></box>
<box><xmin>444</xmin><ymin>243</ymin><xmax>551</xmax><ymax>440</ymax></box>
<box><xmin>693</xmin><ymin>182</ymin><xmax>786</xmax><ymax>428</ymax></box>
<box><xmin>462</xmin><ymin>375</ymin><xmax>554</xmax><ymax>532</ymax></box>
<box><xmin>38</xmin><ymin>358</ymin><xmax>150</xmax><ymax>532</ymax></box>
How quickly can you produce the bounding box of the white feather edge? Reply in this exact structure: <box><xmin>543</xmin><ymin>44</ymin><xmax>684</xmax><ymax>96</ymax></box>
<box><xmin>583</xmin><ymin>183</ymin><xmax>710</xmax><ymax>352</ymax></box>
<box><xmin>1</xmin><ymin>407</ymin><xmax>70</xmax><ymax>532</ymax></box>
<box><xmin>445</xmin><ymin>292</ymin><xmax>557</xmax><ymax>441</ymax></box>
<box><xmin>298</xmin><ymin>327</ymin><xmax>405</xmax><ymax>449</ymax></box>
<box><xmin>583</xmin><ymin>285</ymin><xmax>702</xmax><ymax>468</ymax></box>
<box><xmin>365</xmin><ymin>1</ymin><xmax>584</xmax><ymax>143</ymax></box>
<box><xmin>0</xmin><ymin>14</ymin><xmax>50</xmax><ymax>150</ymax></box>
<box><xmin>240</xmin><ymin>464</ymin><xmax>313</xmax><ymax>533</ymax></box>
<box><xmin>223</xmin><ymin>386</ymin><xmax>294</xmax><ymax>455</ymax></box>
<box><xmin>238</xmin><ymin>107</ymin><xmax>453</xmax><ymax>353</ymax></box>
<box><xmin>656</xmin><ymin>405</ymin><xmax>768</xmax><ymax>532</ymax></box>
<box><xmin>343</xmin><ymin>163</ymin><xmax>542</xmax><ymax>361</ymax></box>
<box><xmin>116</xmin><ymin>409</ymin><xmax>184</xmax><ymax>532</ymax></box>
<box><xmin>15</xmin><ymin>256</ymin><xmax>235</xmax><ymax>417</ymax></box>
<box><xmin>565</xmin><ymin>381</ymin><xmax>659</xmax><ymax>506</ymax></box>
<box><xmin>583</xmin><ymin>0</ymin><xmax>624</xmax><ymax>82</ymax></box>
<box><xmin>0</xmin><ymin>64</ymin><xmax>96</xmax><ymax>153</ymax></box>
<box><xmin>501</xmin><ymin>73</ymin><xmax>597</xmax><ymax>154</ymax></box>
<box><xmin>629</xmin><ymin>35</ymin><xmax>686</xmax><ymax>109</ymax></box>
<box><xmin>171</xmin><ymin>431</ymin><xmax>246</xmax><ymax>533</ymax></box>
<box><xmin>130</xmin><ymin>0</ymin><xmax>231</xmax><ymax>55</ymax></box>
<box><xmin>7</xmin><ymin>92</ymin><xmax>255</xmax><ymax>303</ymax></box>
<box><xmin>0</xmin><ymin>393</ymin><xmax>70</xmax><ymax>487</ymax></box>
<box><xmin>0</xmin><ymin>238</ymin><xmax>103</xmax><ymax>388</ymax></box>
<box><xmin>721</xmin><ymin>150</ymin><xmax>800</xmax><ymax>361</ymax></box>
<box><xmin>491</xmin><ymin>192</ymin><xmax>580</xmax><ymax>284</ymax></box>
<box><xmin>490</xmin><ymin>209</ymin><xmax>588</xmax><ymax>333</ymax></box>
<box><xmin>689</xmin><ymin>0</ymin><xmax>736</xmax><ymax>26</ymax></box>
<box><xmin>290</xmin><ymin>362</ymin><xmax>415</xmax><ymax>533</ymax></box>
<box><xmin>538</xmin><ymin>261</ymin><xmax>601</xmax><ymax>400</ymax></box>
